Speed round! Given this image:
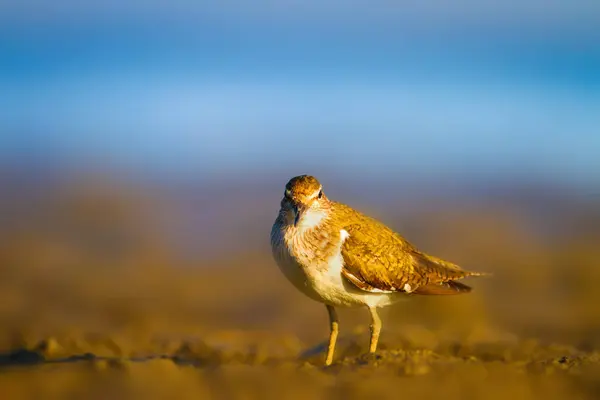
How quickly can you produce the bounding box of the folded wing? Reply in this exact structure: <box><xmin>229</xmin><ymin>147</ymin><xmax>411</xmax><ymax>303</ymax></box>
<box><xmin>340</xmin><ymin>223</ymin><xmax>484</xmax><ymax>295</ymax></box>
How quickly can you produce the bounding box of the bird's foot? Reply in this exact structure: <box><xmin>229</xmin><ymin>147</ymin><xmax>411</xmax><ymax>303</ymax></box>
<box><xmin>357</xmin><ymin>351</ymin><xmax>383</xmax><ymax>366</ymax></box>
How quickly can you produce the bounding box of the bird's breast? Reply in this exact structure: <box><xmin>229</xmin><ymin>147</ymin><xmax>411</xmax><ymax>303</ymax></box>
<box><xmin>271</xmin><ymin>219</ymin><xmax>375</xmax><ymax>307</ymax></box>
<box><xmin>270</xmin><ymin>225</ymin><xmax>325</xmax><ymax>301</ymax></box>
<box><xmin>283</xmin><ymin>225</ymin><xmax>337</xmax><ymax>271</ymax></box>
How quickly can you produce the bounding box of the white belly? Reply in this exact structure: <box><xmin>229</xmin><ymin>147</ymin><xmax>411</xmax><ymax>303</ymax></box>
<box><xmin>277</xmin><ymin>253</ymin><xmax>365</xmax><ymax>307</ymax></box>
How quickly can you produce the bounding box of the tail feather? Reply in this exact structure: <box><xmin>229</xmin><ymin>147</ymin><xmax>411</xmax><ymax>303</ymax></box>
<box><xmin>419</xmin><ymin>253</ymin><xmax>492</xmax><ymax>280</ymax></box>
<box><xmin>467</xmin><ymin>270</ymin><xmax>493</xmax><ymax>277</ymax></box>
<box><xmin>413</xmin><ymin>280</ymin><xmax>473</xmax><ymax>295</ymax></box>
<box><xmin>411</xmin><ymin>252</ymin><xmax>491</xmax><ymax>295</ymax></box>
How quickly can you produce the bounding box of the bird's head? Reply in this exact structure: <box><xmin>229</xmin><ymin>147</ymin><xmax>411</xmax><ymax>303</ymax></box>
<box><xmin>280</xmin><ymin>175</ymin><xmax>329</xmax><ymax>227</ymax></box>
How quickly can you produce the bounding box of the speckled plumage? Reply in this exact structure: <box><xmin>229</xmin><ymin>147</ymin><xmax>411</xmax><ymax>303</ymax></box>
<box><xmin>270</xmin><ymin>174</ymin><xmax>487</xmax><ymax>365</ymax></box>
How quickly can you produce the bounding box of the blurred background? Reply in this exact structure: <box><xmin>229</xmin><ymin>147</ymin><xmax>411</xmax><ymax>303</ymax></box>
<box><xmin>0</xmin><ymin>1</ymin><xmax>599</xmax><ymax>398</ymax></box>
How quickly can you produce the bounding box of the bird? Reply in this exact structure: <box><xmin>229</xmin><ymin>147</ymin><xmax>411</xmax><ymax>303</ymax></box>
<box><xmin>270</xmin><ymin>174</ymin><xmax>488</xmax><ymax>366</ymax></box>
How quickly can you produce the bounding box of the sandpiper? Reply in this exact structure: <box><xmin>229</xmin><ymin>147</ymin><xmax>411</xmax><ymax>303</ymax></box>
<box><xmin>270</xmin><ymin>175</ymin><xmax>487</xmax><ymax>366</ymax></box>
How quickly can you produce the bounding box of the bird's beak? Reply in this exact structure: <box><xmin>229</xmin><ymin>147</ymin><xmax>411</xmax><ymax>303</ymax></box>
<box><xmin>293</xmin><ymin>204</ymin><xmax>305</xmax><ymax>227</ymax></box>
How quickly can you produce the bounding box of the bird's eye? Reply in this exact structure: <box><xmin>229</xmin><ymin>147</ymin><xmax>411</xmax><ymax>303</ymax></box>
<box><xmin>318</xmin><ymin>190</ymin><xmax>323</xmax><ymax>199</ymax></box>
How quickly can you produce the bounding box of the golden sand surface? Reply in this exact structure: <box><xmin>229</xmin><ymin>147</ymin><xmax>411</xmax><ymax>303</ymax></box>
<box><xmin>1</xmin><ymin>184</ymin><xmax>598</xmax><ymax>399</ymax></box>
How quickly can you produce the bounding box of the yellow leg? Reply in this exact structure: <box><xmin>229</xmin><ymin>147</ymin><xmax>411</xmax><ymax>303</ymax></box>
<box><xmin>368</xmin><ymin>307</ymin><xmax>381</xmax><ymax>353</ymax></box>
<box><xmin>325</xmin><ymin>305</ymin><xmax>339</xmax><ymax>366</ymax></box>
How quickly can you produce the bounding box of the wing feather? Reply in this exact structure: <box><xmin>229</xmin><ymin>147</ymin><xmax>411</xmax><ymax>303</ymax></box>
<box><xmin>339</xmin><ymin>220</ymin><xmax>483</xmax><ymax>295</ymax></box>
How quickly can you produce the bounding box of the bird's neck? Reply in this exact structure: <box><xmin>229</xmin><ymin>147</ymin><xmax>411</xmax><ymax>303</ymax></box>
<box><xmin>296</xmin><ymin>208</ymin><xmax>329</xmax><ymax>232</ymax></box>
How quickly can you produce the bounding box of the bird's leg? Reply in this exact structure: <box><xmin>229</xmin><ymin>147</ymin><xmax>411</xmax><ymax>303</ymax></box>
<box><xmin>368</xmin><ymin>307</ymin><xmax>381</xmax><ymax>353</ymax></box>
<box><xmin>325</xmin><ymin>305</ymin><xmax>339</xmax><ymax>366</ymax></box>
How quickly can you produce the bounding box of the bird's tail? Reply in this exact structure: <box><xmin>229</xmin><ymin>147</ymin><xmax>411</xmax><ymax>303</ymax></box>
<box><xmin>465</xmin><ymin>270</ymin><xmax>494</xmax><ymax>278</ymax></box>
<box><xmin>413</xmin><ymin>280</ymin><xmax>473</xmax><ymax>295</ymax></box>
<box><xmin>415</xmin><ymin>259</ymin><xmax>492</xmax><ymax>295</ymax></box>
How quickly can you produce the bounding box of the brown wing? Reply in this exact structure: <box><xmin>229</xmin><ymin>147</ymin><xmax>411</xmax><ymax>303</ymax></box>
<box><xmin>340</xmin><ymin>223</ymin><xmax>482</xmax><ymax>295</ymax></box>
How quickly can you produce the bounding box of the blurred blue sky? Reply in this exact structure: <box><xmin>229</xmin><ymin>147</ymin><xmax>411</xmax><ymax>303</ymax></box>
<box><xmin>1</xmin><ymin>1</ymin><xmax>599</xmax><ymax>184</ymax></box>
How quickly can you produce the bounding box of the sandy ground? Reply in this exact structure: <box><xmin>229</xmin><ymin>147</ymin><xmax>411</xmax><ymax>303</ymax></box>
<box><xmin>0</xmin><ymin>258</ymin><xmax>598</xmax><ymax>400</ymax></box>
<box><xmin>0</xmin><ymin>327</ymin><xmax>598</xmax><ymax>399</ymax></box>
<box><xmin>1</xmin><ymin>181</ymin><xmax>599</xmax><ymax>399</ymax></box>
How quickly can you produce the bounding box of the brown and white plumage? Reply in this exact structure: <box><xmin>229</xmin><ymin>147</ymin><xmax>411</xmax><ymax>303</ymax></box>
<box><xmin>270</xmin><ymin>175</ymin><xmax>487</xmax><ymax>365</ymax></box>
